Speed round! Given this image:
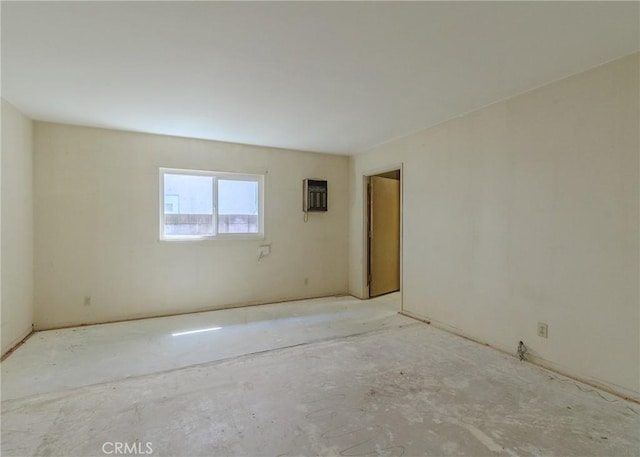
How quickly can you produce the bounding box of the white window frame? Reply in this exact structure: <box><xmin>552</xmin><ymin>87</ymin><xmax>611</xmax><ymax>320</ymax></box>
<box><xmin>159</xmin><ymin>167</ymin><xmax>265</xmax><ymax>241</ymax></box>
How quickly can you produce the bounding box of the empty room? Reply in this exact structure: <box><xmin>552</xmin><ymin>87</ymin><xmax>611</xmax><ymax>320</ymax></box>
<box><xmin>1</xmin><ymin>1</ymin><xmax>639</xmax><ymax>456</ymax></box>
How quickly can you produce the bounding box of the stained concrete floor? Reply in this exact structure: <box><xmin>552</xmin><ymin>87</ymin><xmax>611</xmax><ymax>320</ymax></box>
<box><xmin>2</xmin><ymin>294</ymin><xmax>403</xmax><ymax>401</ymax></box>
<box><xmin>2</xmin><ymin>294</ymin><xmax>639</xmax><ymax>456</ymax></box>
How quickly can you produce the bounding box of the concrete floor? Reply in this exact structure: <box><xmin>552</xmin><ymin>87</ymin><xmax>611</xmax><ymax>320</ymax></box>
<box><xmin>2</xmin><ymin>293</ymin><xmax>639</xmax><ymax>456</ymax></box>
<box><xmin>2</xmin><ymin>294</ymin><xmax>403</xmax><ymax>401</ymax></box>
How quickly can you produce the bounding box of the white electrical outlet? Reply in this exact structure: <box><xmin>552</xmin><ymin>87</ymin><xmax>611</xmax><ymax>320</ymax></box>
<box><xmin>537</xmin><ymin>322</ymin><xmax>548</xmax><ymax>338</ymax></box>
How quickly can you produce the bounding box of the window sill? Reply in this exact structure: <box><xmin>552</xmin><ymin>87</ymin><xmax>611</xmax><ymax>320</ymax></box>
<box><xmin>159</xmin><ymin>233</ymin><xmax>265</xmax><ymax>242</ymax></box>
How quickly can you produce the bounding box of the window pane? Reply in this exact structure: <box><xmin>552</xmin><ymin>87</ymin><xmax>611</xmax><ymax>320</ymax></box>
<box><xmin>163</xmin><ymin>174</ymin><xmax>214</xmax><ymax>236</ymax></box>
<box><xmin>217</xmin><ymin>180</ymin><xmax>259</xmax><ymax>234</ymax></box>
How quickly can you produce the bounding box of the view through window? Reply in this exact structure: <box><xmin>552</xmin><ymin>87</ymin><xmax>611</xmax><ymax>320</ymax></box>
<box><xmin>160</xmin><ymin>169</ymin><xmax>263</xmax><ymax>239</ymax></box>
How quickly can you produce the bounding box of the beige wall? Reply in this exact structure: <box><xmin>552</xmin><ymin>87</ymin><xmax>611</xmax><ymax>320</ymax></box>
<box><xmin>34</xmin><ymin>123</ymin><xmax>349</xmax><ymax>328</ymax></box>
<box><xmin>349</xmin><ymin>53</ymin><xmax>639</xmax><ymax>399</ymax></box>
<box><xmin>1</xmin><ymin>100</ymin><xmax>34</xmax><ymax>355</ymax></box>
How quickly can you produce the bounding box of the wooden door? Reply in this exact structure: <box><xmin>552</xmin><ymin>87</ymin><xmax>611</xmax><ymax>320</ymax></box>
<box><xmin>369</xmin><ymin>176</ymin><xmax>400</xmax><ymax>297</ymax></box>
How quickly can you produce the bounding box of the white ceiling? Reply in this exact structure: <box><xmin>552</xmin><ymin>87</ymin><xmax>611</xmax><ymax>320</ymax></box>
<box><xmin>2</xmin><ymin>2</ymin><xmax>638</xmax><ymax>155</ymax></box>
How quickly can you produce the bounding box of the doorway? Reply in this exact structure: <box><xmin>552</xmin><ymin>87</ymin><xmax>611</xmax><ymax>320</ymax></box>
<box><xmin>366</xmin><ymin>169</ymin><xmax>401</xmax><ymax>299</ymax></box>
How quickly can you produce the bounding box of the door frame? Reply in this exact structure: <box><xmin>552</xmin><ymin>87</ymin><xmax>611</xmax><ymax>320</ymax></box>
<box><xmin>362</xmin><ymin>163</ymin><xmax>404</xmax><ymax>310</ymax></box>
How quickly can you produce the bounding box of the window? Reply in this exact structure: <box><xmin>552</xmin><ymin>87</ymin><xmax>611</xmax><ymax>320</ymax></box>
<box><xmin>160</xmin><ymin>168</ymin><xmax>264</xmax><ymax>240</ymax></box>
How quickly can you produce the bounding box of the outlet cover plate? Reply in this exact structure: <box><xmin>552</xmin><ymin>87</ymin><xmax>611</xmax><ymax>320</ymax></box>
<box><xmin>537</xmin><ymin>322</ymin><xmax>548</xmax><ymax>338</ymax></box>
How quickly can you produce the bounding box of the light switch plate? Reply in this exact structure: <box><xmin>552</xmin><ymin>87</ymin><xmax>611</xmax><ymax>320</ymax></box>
<box><xmin>259</xmin><ymin>245</ymin><xmax>271</xmax><ymax>256</ymax></box>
